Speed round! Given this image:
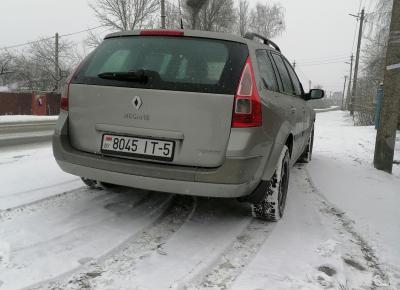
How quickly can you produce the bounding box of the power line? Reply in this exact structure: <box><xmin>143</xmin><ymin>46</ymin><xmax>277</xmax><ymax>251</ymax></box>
<box><xmin>0</xmin><ymin>25</ymin><xmax>105</xmax><ymax>50</ymax></box>
<box><xmin>297</xmin><ymin>59</ymin><xmax>349</xmax><ymax>67</ymax></box>
<box><xmin>296</xmin><ymin>54</ymin><xmax>349</xmax><ymax>63</ymax></box>
<box><xmin>58</xmin><ymin>25</ymin><xmax>105</xmax><ymax>38</ymax></box>
<box><xmin>297</xmin><ymin>57</ymin><xmax>349</xmax><ymax>66</ymax></box>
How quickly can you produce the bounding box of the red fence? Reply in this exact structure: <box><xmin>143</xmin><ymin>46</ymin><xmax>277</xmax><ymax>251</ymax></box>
<box><xmin>0</xmin><ymin>92</ymin><xmax>61</xmax><ymax>115</ymax></box>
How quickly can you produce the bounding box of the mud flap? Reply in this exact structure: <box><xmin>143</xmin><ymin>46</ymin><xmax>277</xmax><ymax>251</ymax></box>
<box><xmin>237</xmin><ymin>180</ymin><xmax>269</xmax><ymax>204</ymax></box>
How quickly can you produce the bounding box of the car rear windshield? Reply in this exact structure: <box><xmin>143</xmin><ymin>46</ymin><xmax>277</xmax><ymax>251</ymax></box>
<box><xmin>72</xmin><ymin>36</ymin><xmax>248</xmax><ymax>95</ymax></box>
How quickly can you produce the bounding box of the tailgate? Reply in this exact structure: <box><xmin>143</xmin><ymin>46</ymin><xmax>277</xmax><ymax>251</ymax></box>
<box><xmin>68</xmin><ymin>33</ymin><xmax>248</xmax><ymax>167</ymax></box>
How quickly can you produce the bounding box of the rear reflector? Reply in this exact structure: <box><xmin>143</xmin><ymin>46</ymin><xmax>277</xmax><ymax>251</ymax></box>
<box><xmin>140</xmin><ymin>30</ymin><xmax>184</xmax><ymax>36</ymax></box>
<box><xmin>232</xmin><ymin>57</ymin><xmax>262</xmax><ymax>128</ymax></box>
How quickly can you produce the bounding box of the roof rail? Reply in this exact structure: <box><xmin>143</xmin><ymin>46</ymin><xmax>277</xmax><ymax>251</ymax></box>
<box><xmin>244</xmin><ymin>32</ymin><xmax>281</xmax><ymax>52</ymax></box>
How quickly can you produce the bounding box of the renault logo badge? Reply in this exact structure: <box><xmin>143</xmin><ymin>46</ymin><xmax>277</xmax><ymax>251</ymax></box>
<box><xmin>132</xmin><ymin>96</ymin><xmax>142</xmax><ymax>110</ymax></box>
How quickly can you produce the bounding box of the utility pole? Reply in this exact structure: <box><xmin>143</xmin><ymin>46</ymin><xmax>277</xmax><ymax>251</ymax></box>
<box><xmin>55</xmin><ymin>32</ymin><xmax>59</xmax><ymax>92</ymax></box>
<box><xmin>349</xmin><ymin>8</ymin><xmax>365</xmax><ymax>115</ymax></box>
<box><xmin>292</xmin><ymin>61</ymin><xmax>296</xmax><ymax>69</ymax></box>
<box><xmin>342</xmin><ymin>76</ymin><xmax>347</xmax><ymax>110</ymax></box>
<box><xmin>345</xmin><ymin>54</ymin><xmax>354</xmax><ymax>110</ymax></box>
<box><xmin>178</xmin><ymin>0</ymin><xmax>184</xmax><ymax>29</ymax></box>
<box><xmin>374</xmin><ymin>0</ymin><xmax>400</xmax><ymax>173</ymax></box>
<box><xmin>161</xmin><ymin>0</ymin><xmax>166</xmax><ymax>29</ymax></box>
<box><xmin>309</xmin><ymin>80</ymin><xmax>312</xmax><ymax>91</ymax></box>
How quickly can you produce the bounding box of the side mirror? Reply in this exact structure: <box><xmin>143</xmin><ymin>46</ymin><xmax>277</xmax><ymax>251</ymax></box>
<box><xmin>304</xmin><ymin>89</ymin><xmax>325</xmax><ymax>101</ymax></box>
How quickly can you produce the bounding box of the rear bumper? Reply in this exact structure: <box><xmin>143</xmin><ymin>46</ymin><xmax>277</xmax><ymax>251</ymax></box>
<box><xmin>56</xmin><ymin>160</ymin><xmax>254</xmax><ymax>198</ymax></box>
<box><xmin>52</xmin><ymin>117</ymin><xmax>262</xmax><ymax>198</ymax></box>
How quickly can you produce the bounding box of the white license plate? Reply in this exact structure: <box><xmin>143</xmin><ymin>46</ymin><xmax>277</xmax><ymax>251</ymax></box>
<box><xmin>101</xmin><ymin>134</ymin><xmax>175</xmax><ymax>161</ymax></box>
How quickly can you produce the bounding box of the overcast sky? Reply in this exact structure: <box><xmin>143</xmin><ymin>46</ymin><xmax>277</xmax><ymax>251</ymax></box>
<box><xmin>0</xmin><ymin>0</ymin><xmax>376</xmax><ymax>93</ymax></box>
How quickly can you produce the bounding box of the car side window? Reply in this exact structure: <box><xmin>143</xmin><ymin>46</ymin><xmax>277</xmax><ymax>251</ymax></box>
<box><xmin>256</xmin><ymin>50</ymin><xmax>279</xmax><ymax>92</ymax></box>
<box><xmin>283</xmin><ymin>59</ymin><xmax>303</xmax><ymax>96</ymax></box>
<box><xmin>271</xmin><ymin>53</ymin><xmax>295</xmax><ymax>95</ymax></box>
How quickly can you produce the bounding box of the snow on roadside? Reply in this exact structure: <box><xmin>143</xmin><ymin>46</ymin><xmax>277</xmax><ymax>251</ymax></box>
<box><xmin>230</xmin><ymin>167</ymin><xmax>369</xmax><ymax>290</ymax></box>
<box><xmin>0</xmin><ymin>240</ymin><xmax>10</xmax><ymax>265</ymax></box>
<box><xmin>0</xmin><ymin>143</ymin><xmax>81</xmax><ymax>210</ymax></box>
<box><xmin>314</xmin><ymin>106</ymin><xmax>340</xmax><ymax>112</ymax></box>
<box><xmin>0</xmin><ymin>115</ymin><xmax>58</xmax><ymax>124</ymax></box>
<box><xmin>308</xmin><ymin>111</ymin><xmax>400</xmax><ymax>285</ymax></box>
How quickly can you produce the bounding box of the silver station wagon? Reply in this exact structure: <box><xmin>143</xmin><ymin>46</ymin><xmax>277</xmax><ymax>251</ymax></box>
<box><xmin>53</xmin><ymin>29</ymin><xmax>324</xmax><ymax>221</ymax></box>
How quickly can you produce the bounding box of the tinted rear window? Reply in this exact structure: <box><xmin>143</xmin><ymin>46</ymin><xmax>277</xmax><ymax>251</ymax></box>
<box><xmin>73</xmin><ymin>36</ymin><xmax>248</xmax><ymax>94</ymax></box>
<box><xmin>256</xmin><ymin>50</ymin><xmax>279</xmax><ymax>92</ymax></box>
<box><xmin>271</xmin><ymin>53</ymin><xmax>294</xmax><ymax>95</ymax></box>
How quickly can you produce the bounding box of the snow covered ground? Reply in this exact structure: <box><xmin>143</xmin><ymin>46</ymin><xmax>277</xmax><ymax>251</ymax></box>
<box><xmin>308</xmin><ymin>111</ymin><xmax>400</xmax><ymax>285</ymax></box>
<box><xmin>0</xmin><ymin>111</ymin><xmax>399</xmax><ymax>290</ymax></box>
<box><xmin>314</xmin><ymin>106</ymin><xmax>340</xmax><ymax>112</ymax></box>
<box><xmin>0</xmin><ymin>115</ymin><xmax>58</xmax><ymax>124</ymax></box>
<box><xmin>0</xmin><ymin>143</ymin><xmax>81</xmax><ymax>210</ymax></box>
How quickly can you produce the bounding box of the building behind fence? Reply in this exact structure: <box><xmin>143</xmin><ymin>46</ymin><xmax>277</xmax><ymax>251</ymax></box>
<box><xmin>0</xmin><ymin>92</ymin><xmax>61</xmax><ymax>115</ymax></box>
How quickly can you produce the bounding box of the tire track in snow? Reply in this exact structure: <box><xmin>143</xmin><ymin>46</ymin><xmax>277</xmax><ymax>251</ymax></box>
<box><xmin>0</xmin><ymin>184</ymin><xmax>88</xmax><ymax>217</ymax></box>
<box><xmin>0</xmin><ymin>179</ymin><xmax>80</xmax><ymax>200</ymax></box>
<box><xmin>110</xmin><ymin>197</ymin><xmax>252</xmax><ymax>289</ymax></box>
<box><xmin>182</xmin><ymin>219</ymin><xmax>275</xmax><ymax>290</ymax></box>
<box><xmin>9</xmin><ymin>190</ymin><xmax>154</xmax><ymax>253</ymax></box>
<box><xmin>0</xmin><ymin>189</ymin><xmax>173</xmax><ymax>290</ymax></box>
<box><xmin>304</xmin><ymin>166</ymin><xmax>390</xmax><ymax>288</ymax></box>
<box><xmin>38</xmin><ymin>197</ymin><xmax>253</xmax><ymax>290</ymax></box>
<box><xmin>0</xmin><ymin>184</ymin><xmax>149</xmax><ymax>220</ymax></box>
<box><xmin>0</xmin><ymin>179</ymin><xmax>83</xmax><ymax>211</ymax></box>
<box><xmin>33</xmin><ymin>195</ymin><xmax>196</xmax><ymax>290</ymax></box>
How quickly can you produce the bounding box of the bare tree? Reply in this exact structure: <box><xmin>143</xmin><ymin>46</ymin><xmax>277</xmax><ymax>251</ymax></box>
<box><xmin>6</xmin><ymin>37</ymin><xmax>78</xmax><ymax>92</ymax></box>
<box><xmin>0</xmin><ymin>51</ymin><xmax>14</xmax><ymax>86</ymax></box>
<box><xmin>89</xmin><ymin>0</ymin><xmax>160</xmax><ymax>31</ymax></box>
<box><xmin>198</xmin><ymin>0</ymin><xmax>235</xmax><ymax>32</ymax></box>
<box><xmin>0</xmin><ymin>52</ymin><xmax>13</xmax><ymax>76</ymax></box>
<box><xmin>353</xmin><ymin>0</ymin><xmax>393</xmax><ymax>125</ymax></box>
<box><xmin>86</xmin><ymin>30</ymin><xmax>104</xmax><ymax>49</ymax></box>
<box><xmin>12</xmin><ymin>54</ymin><xmax>37</xmax><ymax>91</ymax></box>
<box><xmin>237</xmin><ymin>0</ymin><xmax>250</xmax><ymax>36</ymax></box>
<box><xmin>164</xmin><ymin>1</ymin><xmax>183</xmax><ymax>29</ymax></box>
<box><xmin>249</xmin><ymin>2</ymin><xmax>285</xmax><ymax>39</ymax></box>
<box><xmin>363</xmin><ymin>0</ymin><xmax>392</xmax><ymax>80</ymax></box>
<box><xmin>185</xmin><ymin>0</ymin><xmax>235</xmax><ymax>32</ymax></box>
<box><xmin>2</xmin><ymin>36</ymin><xmax>80</xmax><ymax>92</ymax></box>
<box><xmin>185</xmin><ymin>0</ymin><xmax>208</xmax><ymax>29</ymax></box>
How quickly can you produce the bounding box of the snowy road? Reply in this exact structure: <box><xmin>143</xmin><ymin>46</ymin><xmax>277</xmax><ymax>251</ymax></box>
<box><xmin>0</xmin><ymin>112</ymin><xmax>399</xmax><ymax>290</ymax></box>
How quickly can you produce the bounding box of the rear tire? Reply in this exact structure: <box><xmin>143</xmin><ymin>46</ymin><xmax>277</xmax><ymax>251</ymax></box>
<box><xmin>298</xmin><ymin>126</ymin><xmax>314</xmax><ymax>163</ymax></box>
<box><xmin>251</xmin><ymin>145</ymin><xmax>290</xmax><ymax>222</ymax></box>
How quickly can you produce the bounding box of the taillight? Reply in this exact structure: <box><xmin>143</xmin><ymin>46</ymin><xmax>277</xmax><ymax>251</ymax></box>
<box><xmin>140</xmin><ymin>29</ymin><xmax>184</xmax><ymax>36</ymax></box>
<box><xmin>60</xmin><ymin>83</ymin><xmax>70</xmax><ymax>111</ymax></box>
<box><xmin>232</xmin><ymin>57</ymin><xmax>262</xmax><ymax>128</ymax></box>
<box><xmin>60</xmin><ymin>61</ymin><xmax>84</xmax><ymax>111</ymax></box>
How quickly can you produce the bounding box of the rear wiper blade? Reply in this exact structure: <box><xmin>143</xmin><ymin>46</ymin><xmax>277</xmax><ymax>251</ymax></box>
<box><xmin>97</xmin><ymin>69</ymin><xmax>148</xmax><ymax>83</ymax></box>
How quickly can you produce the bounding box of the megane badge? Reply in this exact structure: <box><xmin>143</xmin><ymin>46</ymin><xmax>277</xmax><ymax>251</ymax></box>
<box><xmin>132</xmin><ymin>96</ymin><xmax>142</xmax><ymax>110</ymax></box>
